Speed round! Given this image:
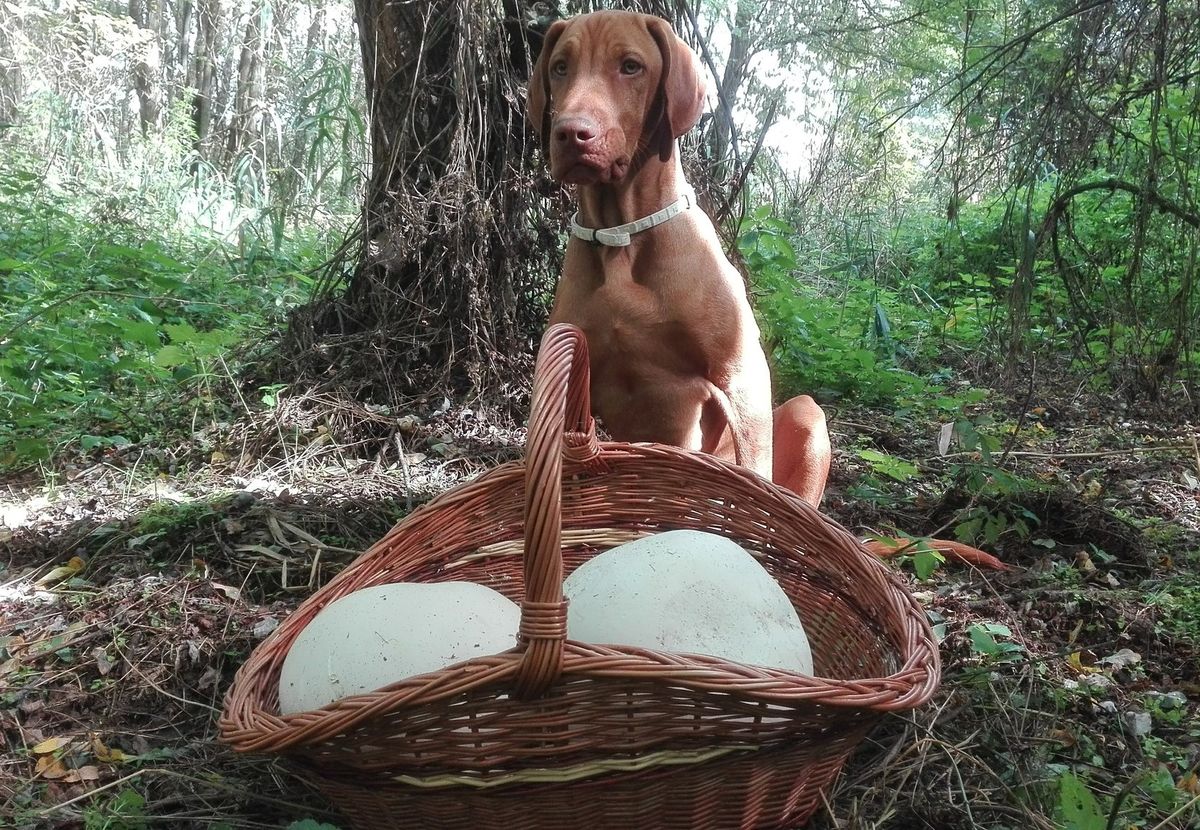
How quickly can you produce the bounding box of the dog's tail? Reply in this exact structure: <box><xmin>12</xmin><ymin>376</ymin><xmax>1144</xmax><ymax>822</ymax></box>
<box><xmin>862</xmin><ymin>536</ymin><xmax>1008</xmax><ymax>570</ymax></box>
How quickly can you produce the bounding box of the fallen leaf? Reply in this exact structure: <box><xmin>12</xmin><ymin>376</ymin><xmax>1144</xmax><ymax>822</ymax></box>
<box><xmin>63</xmin><ymin>765</ymin><xmax>100</xmax><ymax>783</ymax></box>
<box><xmin>93</xmin><ymin>648</ymin><xmax>113</xmax><ymax>676</ymax></box>
<box><xmin>1098</xmin><ymin>648</ymin><xmax>1141</xmax><ymax>669</ymax></box>
<box><xmin>90</xmin><ymin>735</ymin><xmax>127</xmax><ymax>763</ymax></box>
<box><xmin>1066</xmin><ymin>651</ymin><xmax>1102</xmax><ymax>675</ymax></box>
<box><xmin>35</xmin><ymin>754</ymin><xmax>70</xmax><ymax>779</ymax></box>
<box><xmin>1048</xmin><ymin>728</ymin><xmax>1077</xmax><ymax>747</ymax></box>
<box><xmin>212</xmin><ymin>582</ymin><xmax>241</xmax><ymax>601</ymax></box>
<box><xmin>1180</xmin><ymin>771</ymin><xmax>1199</xmax><ymax>795</ymax></box>
<box><xmin>1123</xmin><ymin>710</ymin><xmax>1152</xmax><ymax>737</ymax></box>
<box><xmin>937</xmin><ymin>422</ymin><xmax>953</xmax><ymax>456</ymax></box>
<box><xmin>0</xmin><ymin>634</ymin><xmax>23</xmax><ymax>656</ymax></box>
<box><xmin>196</xmin><ymin>666</ymin><xmax>221</xmax><ymax>690</ymax></box>
<box><xmin>18</xmin><ymin>698</ymin><xmax>45</xmax><ymax>715</ymax></box>
<box><xmin>35</xmin><ymin>557</ymin><xmax>84</xmax><ymax>587</ymax></box>
<box><xmin>28</xmin><ymin>621</ymin><xmax>89</xmax><ymax>657</ymax></box>
<box><xmin>32</xmin><ymin>736</ymin><xmax>69</xmax><ymax>754</ymax></box>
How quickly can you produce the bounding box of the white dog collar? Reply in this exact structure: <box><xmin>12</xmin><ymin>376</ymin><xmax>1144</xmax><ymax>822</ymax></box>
<box><xmin>569</xmin><ymin>191</ymin><xmax>694</xmax><ymax>247</ymax></box>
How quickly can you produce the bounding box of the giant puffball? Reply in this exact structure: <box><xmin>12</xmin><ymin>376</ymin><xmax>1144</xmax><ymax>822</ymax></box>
<box><xmin>279</xmin><ymin>581</ymin><xmax>520</xmax><ymax>714</ymax></box>
<box><xmin>562</xmin><ymin>529</ymin><xmax>813</xmax><ymax>675</ymax></box>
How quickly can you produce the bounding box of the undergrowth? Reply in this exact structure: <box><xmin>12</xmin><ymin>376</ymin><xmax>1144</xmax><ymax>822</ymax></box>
<box><xmin>739</xmin><ymin>204</ymin><xmax>994</xmax><ymax>407</ymax></box>
<box><xmin>0</xmin><ymin>150</ymin><xmax>340</xmax><ymax>469</ymax></box>
<box><xmin>740</xmin><ymin>176</ymin><xmax>1200</xmax><ymax>412</ymax></box>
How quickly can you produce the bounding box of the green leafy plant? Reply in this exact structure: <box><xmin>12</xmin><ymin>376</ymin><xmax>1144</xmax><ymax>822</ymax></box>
<box><xmin>866</xmin><ymin>534</ymin><xmax>945</xmax><ymax>579</ymax></box>
<box><xmin>0</xmin><ymin>155</ymin><xmax>330</xmax><ymax>468</ymax></box>
<box><xmin>1056</xmin><ymin>771</ymin><xmax>1106</xmax><ymax>830</ymax></box>
<box><xmin>739</xmin><ymin>207</ymin><xmax>938</xmax><ymax>406</ymax></box>
<box><xmin>82</xmin><ymin>788</ymin><xmax>146</xmax><ymax>830</ymax></box>
<box><xmin>855</xmin><ymin>448</ymin><xmax>919</xmax><ymax>482</ymax></box>
<box><xmin>968</xmin><ymin>622</ymin><xmax>1025</xmax><ymax>662</ymax></box>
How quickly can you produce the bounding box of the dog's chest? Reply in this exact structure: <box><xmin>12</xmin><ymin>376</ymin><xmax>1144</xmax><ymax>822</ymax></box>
<box><xmin>559</xmin><ymin>246</ymin><xmax>700</xmax><ymax>326</ymax></box>
<box><xmin>561</xmin><ymin>281</ymin><xmax>695</xmax><ymax>362</ymax></box>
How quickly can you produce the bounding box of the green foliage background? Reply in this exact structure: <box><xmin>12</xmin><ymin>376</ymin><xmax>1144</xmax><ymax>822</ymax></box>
<box><xmin>0</xmin><ymin>0</ymin><xmax>363</xmax><ymax>464</ymax></box>
<box><xmin>0</xmin><ymin>148</ymin><xmax>331</xmax><ymax>463</ymax></box>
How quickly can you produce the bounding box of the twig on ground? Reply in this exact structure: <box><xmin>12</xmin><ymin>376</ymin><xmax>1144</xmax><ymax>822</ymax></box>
<box><xmin>1147</xmin><ymin>793</ymin><xmax>1200</xmax><ymax>830</ymax></box>
<box><xmin>937</xmin><ymin>444</ymin><xmax>1194</xmax><ymax>461</ymax></box>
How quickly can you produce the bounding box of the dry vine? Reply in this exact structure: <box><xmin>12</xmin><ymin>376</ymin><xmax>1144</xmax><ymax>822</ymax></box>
<box><xmin>281</xmin><ymin>0</ymin><xmax>568</xmax><ymax>411</ymax></box>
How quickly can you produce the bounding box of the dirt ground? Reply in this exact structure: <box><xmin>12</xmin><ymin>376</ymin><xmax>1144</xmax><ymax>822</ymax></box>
<box><xmin>2</xmin><ymin>389</ymin><xmax>1199</xmax><ymax>829</ymax></box>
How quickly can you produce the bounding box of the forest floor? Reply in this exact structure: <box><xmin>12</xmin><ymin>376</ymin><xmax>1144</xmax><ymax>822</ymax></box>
<box><xmin>2</xmin><ymin>379</ymin><xmax>1199</xmax><ymax>830</ymax></box>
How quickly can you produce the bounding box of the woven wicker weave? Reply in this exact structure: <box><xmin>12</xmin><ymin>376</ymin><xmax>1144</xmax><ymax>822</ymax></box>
<box><xmin>218</xmin><ymin>323</ymin><xmax>941</xmax><ymax>830</ymax></box>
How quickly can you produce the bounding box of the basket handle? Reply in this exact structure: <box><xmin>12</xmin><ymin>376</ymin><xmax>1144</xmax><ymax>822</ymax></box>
<box><xmin>514</xmin><ymin>323</ymin><xmax>599</xmax><ymax>698</ymax></box>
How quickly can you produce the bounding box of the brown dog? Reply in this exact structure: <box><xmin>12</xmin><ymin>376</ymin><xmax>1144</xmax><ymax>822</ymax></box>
<box><xmin>528</xmin><ymin>11</ymin><xmax>1003</xmax><ymax>570</ymax></box>
<box><xmin>527</xmin><ymin>9</ymin><xmax>830</xmax><ymax>505</ymax></box>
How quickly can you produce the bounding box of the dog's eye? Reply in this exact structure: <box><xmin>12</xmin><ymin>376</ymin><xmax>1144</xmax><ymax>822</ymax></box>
<box><xmin>551</xmin><ymin>60</ymin><xmax>568</xmax><ymax>77</ymax></box>
<box><xmin>620</xmin><ymin>59</ymin><xmax>643</xmax><ymax>75</ymax></box>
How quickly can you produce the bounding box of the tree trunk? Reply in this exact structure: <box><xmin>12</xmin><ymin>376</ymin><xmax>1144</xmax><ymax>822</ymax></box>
<box><xmin>189</xmin><ymin>0</ymin><xmax>221</xmax><ymax>149</ymax></box>
<box><xmin>283</xmin><ymin>0</ymin><xmax>564</xmax><ymax>404</ymax></box>
<box><xmin>709</xmin><ymin>0</ymin><xmax>754</xmax><ymax>185</ymax></box>
<box><xmin>227</xmin><ymin>0</ymin><xmax>266</xmax><ymax>159</ymax></box>
<box><xmin>128</xmin><ymin>0</ymin><xmax>164</xmax><ymax>137</ymax></box>
<box><xmin>0</xmin><ymin>25</ymin><xmax>22</xmax><ymax>126</ymax></box>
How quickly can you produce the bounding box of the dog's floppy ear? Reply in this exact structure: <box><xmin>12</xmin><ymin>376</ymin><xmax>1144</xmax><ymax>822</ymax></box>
<box><xmin>527</xmin><ymin>19</ymin><xmax>568</xmax><ymax>153</ymax></box>
<box><xmin>645</xmin><ymin>16</ymin><xmax>706</xmax><ymax>162</ymax></box>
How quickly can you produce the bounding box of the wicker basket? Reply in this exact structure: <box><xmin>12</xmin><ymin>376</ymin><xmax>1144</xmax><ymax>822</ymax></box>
<box><xmin>218</xmin><ymin>323</ymin><xmax>941</xmax><ymax>830</ymax></box>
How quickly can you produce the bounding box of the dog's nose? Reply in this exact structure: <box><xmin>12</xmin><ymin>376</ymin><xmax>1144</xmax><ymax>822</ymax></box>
<box><xmin>553</xmin><ymin>118</ymin><xmax>598</xmax><ymax>148</ymax></box>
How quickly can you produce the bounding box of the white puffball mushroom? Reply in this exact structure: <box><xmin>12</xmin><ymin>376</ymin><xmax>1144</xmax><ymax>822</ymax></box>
<box><xmin>563</xmin><ymin>530</ymin><xmax>813</xmax><ymax>675</ymax></box>
<box><xmin>278</xmin><ymin>582</ymin><xmax>520</xmax><ymax>714</ymax></box>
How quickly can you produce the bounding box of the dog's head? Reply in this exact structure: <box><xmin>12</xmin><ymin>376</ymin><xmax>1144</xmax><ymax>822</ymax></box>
<box><xmin>526</xmin><ymin>10</ymin><xmax>706</xmax><ymax>186</ymax></box>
